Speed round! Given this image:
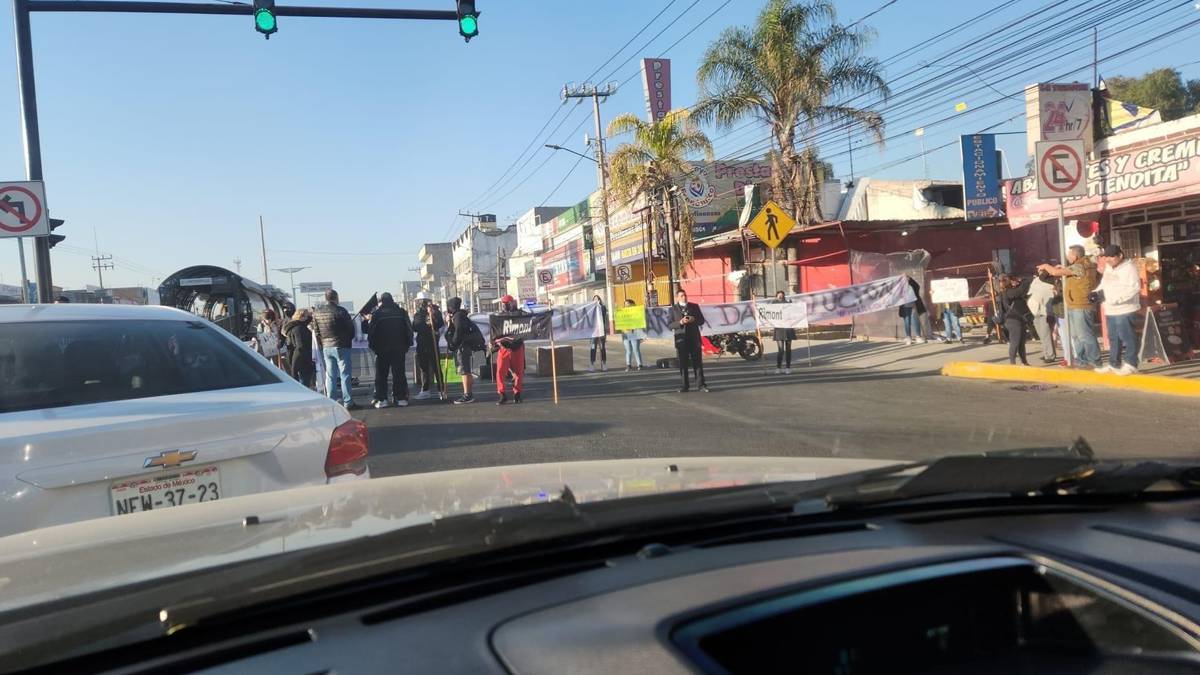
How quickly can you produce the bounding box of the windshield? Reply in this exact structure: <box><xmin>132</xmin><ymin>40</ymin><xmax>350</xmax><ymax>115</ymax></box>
<box><xmin>0</xmin><ymin>319</ymin><xmax>278</xmax><ymax>413</ymax></box>
<box><xmin>3</xmin><ymin>0</ymin><xmax>1200</xmax><ymax>652</ymax></box>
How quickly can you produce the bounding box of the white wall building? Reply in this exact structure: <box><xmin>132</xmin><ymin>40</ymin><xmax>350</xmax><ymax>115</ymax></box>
<box><xmin>451</xmin><ymin>215</ymin><xmax>517</xmax><ymax>312</ymax></box>
<box><xmin>417</xmin><ymin>242</ymin><xmax>454</xmax><ymax>304</ymax></box>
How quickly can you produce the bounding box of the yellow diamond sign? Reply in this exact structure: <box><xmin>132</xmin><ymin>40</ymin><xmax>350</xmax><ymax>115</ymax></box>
<box><xmin>747</xmin><ymin>200</ymin><xmax>796</xmax><ymax>249</ymax></box>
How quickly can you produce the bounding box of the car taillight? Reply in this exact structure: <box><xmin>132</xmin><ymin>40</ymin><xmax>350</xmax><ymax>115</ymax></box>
<box><xmin>326</xmin><ymin>419</ymin><xmax>370</xmax><ymax>480</ymax></box>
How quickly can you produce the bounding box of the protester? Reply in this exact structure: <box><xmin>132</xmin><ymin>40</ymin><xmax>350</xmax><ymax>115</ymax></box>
<box><xmin>589</xmin><ymin>294</ymin><xmax>608</xmax><ymax>372</ymax></box>
<box><xmin>770</xmin><ymin>290</ymin><xmax>794</xmax><ymax>374</ymax></box>
<box><xmin>445</xmin><ymin>296</ymin><xmax>484</xmax><ymax>404</ymax></box>
<box><xmin>412</xmin><ymin>302</ymin><xmax>443</xmax><ymax>401</ymax></box>
<box><xmin>898</xmin><ymin>275</ymin><xmax>927</xmax><ymax>345</ymax></box>
<box><xmin>1038</xmin><ymin>245</ymin><xmax>1100</xmax><ymax>368</ymax></box>
<box><xmin>620</xmin><ymin>298</ymin><xmax>646</xmax><ymax>371</ymax></box>
<box><xmin>668</xmin><ymin>289</ymin><xmax>709</xmax><ymax>392</ymax></box>
<box><xmin>283</xmin><ymin>308</ymin><xmax>315</xmax><ymax>388</ymax></box>
<box><xmin>1002</xmin><ymin>274</ymin><xmax>1035</xmax><ymax>366</ymax></box>
<box><xmin>983</xmin><ymin>273</ymin><xmax>1009</xmax><ymax>345</ymax></box>
<box><xmin>366</xmin><ymin>292</ymin><xmax>413</xmax><ymax>408</ymax></box>
<box><xmin>1028</xmin><ymin>270</ymin><xmax>1058</xmax><ymax>363</ymax></box>
<box><xmin>254</xmin><ymin>308</ymin><xmax>284</xmax><ymax>368</ymax></box>
<box><xmin>490</xmin><ymin>295</ymin><xmax>528</xmax><ymax>405</ymax></box>
<box><xmin>311</xmin><ymin>288</ymin><xmax>358</xmax><ymax>409</ymax></box>
<box><xmin>1094</xmin><ymin>244</ymin><xmax>1142</xmax><ymax>375</ymax></box>
<box><xmin>938</xmin><ymin>301</ymin><xmax>964</xmax><ymax>344</ymax></box>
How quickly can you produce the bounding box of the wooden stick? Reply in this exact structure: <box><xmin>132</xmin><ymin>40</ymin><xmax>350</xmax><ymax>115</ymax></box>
<box><xmin>549</xmin><ymin>302</ymin><xmax>560</xmax><ymax>405</ymax></box>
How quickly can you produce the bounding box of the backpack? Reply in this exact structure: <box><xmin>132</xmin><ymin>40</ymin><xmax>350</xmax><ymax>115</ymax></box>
<box><xmin>455</xmin><ymin>312</ymin><xmax>486</xmax><ymax>352</ymax></box>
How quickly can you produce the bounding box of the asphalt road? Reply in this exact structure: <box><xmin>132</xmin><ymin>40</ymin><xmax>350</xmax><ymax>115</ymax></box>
<box><xmin>354</xmin><ymin>341</ymin><xmax>1199</xmax><ymax>478</ymax></box>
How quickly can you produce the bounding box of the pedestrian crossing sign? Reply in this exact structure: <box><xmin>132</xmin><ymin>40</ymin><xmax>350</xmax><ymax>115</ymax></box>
<box><xmin>747</xmin><ymin>200</ymin><xmax>795</xmax><ymax>249</ymax></box>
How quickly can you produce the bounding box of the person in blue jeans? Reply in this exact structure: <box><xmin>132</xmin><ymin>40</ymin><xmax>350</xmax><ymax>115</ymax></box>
<box><xmin>938</xmin><ymin>302</ymin><xmax>964</xmax><ymax>343</ymax></box>
<box><xmin>1095</xmin><ymin>244</ymin><xmax>1143</xmax><ymax>374</ymax></box>
<box><xmin>898</xmin><ymin>275</ymin><xmax>928</xmax><ymax>345</ymax></box>
<box><xmin>311</xmin><ymin>288</ymin><xmax>359</xmax><ymax>409</ymax></box>
<box><xmin>620</xmin><ymin>299</ymin><xmax>646</xmax><ymax>371</ymax></box>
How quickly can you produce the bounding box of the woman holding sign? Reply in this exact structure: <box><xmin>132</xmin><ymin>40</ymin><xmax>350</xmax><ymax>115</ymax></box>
<box><xmin>619</xmin><ymin>298</ymin><xmax>646</xmax><ymax>371</ymax></box>
<box><xmin>771</xmin><ymin>291</ymin><xmax>794</xmax><ymax>374</ymax></box>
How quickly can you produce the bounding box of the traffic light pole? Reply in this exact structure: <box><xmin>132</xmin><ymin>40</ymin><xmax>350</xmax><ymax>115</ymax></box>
<box><xmin>11</xmin><ymin>0</ymin><xmax>461</xmax><ymax>302</ymax></box>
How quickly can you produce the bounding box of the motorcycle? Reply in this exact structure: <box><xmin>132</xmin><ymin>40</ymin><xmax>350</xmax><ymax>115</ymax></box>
<box><xmin>705</xmin><ymin>332</ymin><xmax>763</xmax><ymax>361</ymax></box>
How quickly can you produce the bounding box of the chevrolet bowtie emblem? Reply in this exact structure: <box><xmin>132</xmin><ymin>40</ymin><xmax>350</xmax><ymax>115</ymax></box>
<box><xmin>144</xmin><ymin>450</ymin><xmax>198</xmax><ymax>469</ymax></box>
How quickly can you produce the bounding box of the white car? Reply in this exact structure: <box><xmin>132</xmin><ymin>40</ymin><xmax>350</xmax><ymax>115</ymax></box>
<box><xmin>0</xmin><ymin>303</ymin><xmax>370</xmax><ymax>538</ymax></box>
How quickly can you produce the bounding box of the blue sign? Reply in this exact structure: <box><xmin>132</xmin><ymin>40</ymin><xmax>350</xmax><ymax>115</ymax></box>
<box><xmin>960</xmin><ymin>134</ymin><xmax>1004</xmax><ymax>221</ymax></box>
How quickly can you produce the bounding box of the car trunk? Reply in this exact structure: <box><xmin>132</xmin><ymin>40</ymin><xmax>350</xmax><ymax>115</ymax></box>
<box><xmin>1</xmin><ymin>382</ymin><xmax>338</xmax><ymax>536</ymax></box>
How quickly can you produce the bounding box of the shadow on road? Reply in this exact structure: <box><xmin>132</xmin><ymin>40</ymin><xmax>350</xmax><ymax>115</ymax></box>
<box><xmin>369</xmin><ymin>420</ymin><xmax>611</xmax><ymax>454</ymax></box>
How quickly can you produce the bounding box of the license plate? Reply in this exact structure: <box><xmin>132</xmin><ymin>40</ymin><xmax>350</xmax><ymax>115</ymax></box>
<box><xmin>110</xmin><ymin>465</ymin><xmax>222</xmax><ymax>516</ymax></box>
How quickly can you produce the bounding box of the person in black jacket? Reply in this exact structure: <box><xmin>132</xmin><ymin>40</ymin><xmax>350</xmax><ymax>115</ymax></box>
<box><xmin>589</xmin><ymin>294</ymin><xmax>608</xmax><ymax>372</ymax></box>
<box><xmin>667</xmin><ymin>288</ymin><xmax>709</xmax><ymax>392</ymax></box>
<box><xmin>282</xmin><ymin>308</ymin><xmax>315</xmax><ymax>388</ymax></box>
<box><xmin>367</xmin><ymin>292</ymin><xmax>413</xmax><ymax>409</ymax></box>
<box><xmin>898</xmin><ymin>275</ymin><xmax>928</xmax><ymax>345</ymax></box>
<box><xmin>771</xmin><ymin>290</ymin><xmax>795</xmax><ymax>374</ymax></box>
<box><xmin>412</xmin><ymin>300</ymin><xmax>444</xmax><ymax>401</ymax></box>
<box><xmin>445</xmin><ymin>296</ymin><xmax>480</xmax><ymax>404</ymax></box>
<box><xmin>311</xmin><ymin>288</ymin><xmax>358</xmax><ymax>409</ymax></box>
<box><xmin>1003</xmin><ymin>274</ymin><xmax>1035</xmax><ymax>366</ymax></box>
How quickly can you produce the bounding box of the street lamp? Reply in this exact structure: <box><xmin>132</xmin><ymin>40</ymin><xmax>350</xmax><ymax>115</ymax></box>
<box><xmin>273</xmin><ymin>266</ymin><xmax>309</xmax><ymax>305</ymax></box>
<box><xmin>545</xmin><ymin>144</ymin><xmax>598</xmax><ymax>163</ymax></box>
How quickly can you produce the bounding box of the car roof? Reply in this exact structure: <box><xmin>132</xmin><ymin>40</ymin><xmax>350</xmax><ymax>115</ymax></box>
<box><xmin>0</xmin><ymin>304</ymin><xmax>198</xmax><ymax>323</ymax></box>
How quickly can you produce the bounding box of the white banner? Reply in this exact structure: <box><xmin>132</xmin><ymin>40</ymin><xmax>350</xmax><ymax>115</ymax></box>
<box><xmin>753</xmin><ymin>302</ymin><xmax>809</xmax><ymax>329</ymax></box>
<box><xmin>930</xmin><ymin>278</ymin><xmax>970</xmax><ymax>304</ymax></box>
<box><xmin>643</xmin><ymin>274</ymin><xmax>917</xmax><ymax>338</ymax></box>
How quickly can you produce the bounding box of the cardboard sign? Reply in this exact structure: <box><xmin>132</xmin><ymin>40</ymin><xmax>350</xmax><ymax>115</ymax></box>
<box><xmin>930</xmin><ymin>278</ymin><xmax>970</xmax><ymax>304</ymax></box>
<box><xmin>614</xmin><ymin>305</ymin><xmax>647</xmax><ymax>331</ymax></box>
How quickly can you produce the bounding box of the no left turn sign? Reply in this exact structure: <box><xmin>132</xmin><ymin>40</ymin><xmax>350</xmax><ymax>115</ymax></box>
<box><xmin>0</xmin><ymin>181</ymin><xmax>50</xmax><ymax>239</ymax></box>
<box><xmin>1035</xmin><ymin>140</ymin><xmax>1087</xmax><ymax>199</ymax></box>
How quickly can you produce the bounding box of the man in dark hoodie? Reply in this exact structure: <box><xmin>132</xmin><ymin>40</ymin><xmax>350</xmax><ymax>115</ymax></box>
<box><xmin>444</xmin><ymin>296</ymin><xmax>482</xmax><ymax>404</ymax></box>
<box><xmin>367</xmin><ymin>292</ymin><xmax>413</xmax><ymax>408</ymax></box>
<box><xmin>282</xmin><ymin>308</ymin><xmax>316</xmax><ymax>388</ymax></box>
<box><xmin>411</xmin><ymin>301</ymin><xmax>444</xmax><ymax>401</ymax></box>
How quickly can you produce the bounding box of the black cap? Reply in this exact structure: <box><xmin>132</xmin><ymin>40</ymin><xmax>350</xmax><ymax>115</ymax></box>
<box><xmin>1102</xmin><ymin>244</ymin><xmax>1123</xmax><ymax>257</ymax></box>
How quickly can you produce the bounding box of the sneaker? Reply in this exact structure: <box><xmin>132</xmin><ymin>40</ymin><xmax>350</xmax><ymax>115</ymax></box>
<box><xmin>588</xmin><ymin>365</ymin><xmax>595</xmax><ymax>373</ymax></box>
<box><xmin>374</xmin><ymin>400</ymin><xmax>390</xmax><ymax>409</ymax></box>
<box><xmin>345</xmin><ymin>402</ymin><xmax>361</xmax><ymax>411</ymax></box>
<box><xmin>514</xmin><ymin>392</ymin><xmax>522</xmax><ymax>404</ymax></box>
<box><xmin>601</xmin><ymin>363</ymin><xmax>608</xmax><ymax>372</ymax></box>
<box><xmin>395</xmin><ymin>399</ymin><xmax>409</xmax><ymax>407</ymax></box>
<box><xmin>497</xmin><ymin>392</ymin><xmax>508</xmax><ymax>405</ymax></box>
<box><xmin>1117</xmin><ymin>363</ymin><xmax>1138</xmax><ymax>376</ymax></box>
<box><xmin>1094</xmin><ymin>365</ymin><xmax>1115</xmax><ymax>374</ymax></box>
<box><xmin>625</xmin><ymin>366</ymin><xmax>632</xmax><ymax>372</ymax></box>
<box><xmin>699</xmin><ymin>384</ymin><xmax>710</xmax><ymax>392</ymax></box>
<box><xmin>915</xmin><ymin>337</ymin><xmax>927</xmax><ymax>344</ymax></box>
<box><xmin>678</xmin><ymin>386</ymin><xmax>690</xmax><ymax>393</ymax></box>
<box><xmin>774</xmin><ymin>368</ymin><xmax>782</xmax><ymax>375</ymax></box>
<box><xmin>414</xmin><ymin>390</ymin><xmax>432</xmax><ymax>400</ymax></box>
<box><xmin>904</xmin><ymin>338</ymin><xmax>913</xmax><ymax>346</ymax></box>
<box><xmin>784</xmin><ymin>368</ymin><xmax>791</xmax><ymax>375</ymax></box>
<box><xmin>453</xmin><ymin>395</ymin><xmax>475</xmax><ymax>405</ymax></box>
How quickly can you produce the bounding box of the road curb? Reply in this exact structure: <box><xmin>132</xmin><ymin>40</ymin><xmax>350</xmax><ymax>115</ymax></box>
<box><xmin>941</xmin><ymin>361</ymin><xmax>1200</xmax><ymax>398</ymax></box>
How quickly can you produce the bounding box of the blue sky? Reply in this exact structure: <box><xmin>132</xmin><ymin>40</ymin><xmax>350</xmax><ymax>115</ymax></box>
<box><xmin>2</xmin><ymin>0</ymin><xmax>1198</xmax><ymax>305</ymax></box>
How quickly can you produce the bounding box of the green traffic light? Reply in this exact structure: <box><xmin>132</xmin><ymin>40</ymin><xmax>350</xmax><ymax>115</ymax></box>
<box><xmin>459</xmin><ymin>14</ymin><xmax>477</xmax><ymax>37</ymax></box>
<box><xmin>255</xmin><ymin>8</ymin><xmax>277</xmax><ymax>34</ymax></box>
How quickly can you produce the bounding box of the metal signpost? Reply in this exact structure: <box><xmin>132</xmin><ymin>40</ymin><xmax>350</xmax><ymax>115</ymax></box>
<box><xmin>1035</xmin><ymin>139</ymin><xmax>1088</xmax><ymax>367</ymax></box>
<box><xmin>0</xmin><ymin>180</ymin><xmax>49</xmax><ymax>303</ymax></box>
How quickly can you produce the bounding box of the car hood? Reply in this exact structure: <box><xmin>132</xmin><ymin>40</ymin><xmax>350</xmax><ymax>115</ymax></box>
<box><xmin>0</xmin><ymin>456</ymin><xmax>898</xmax><ymax>612</ymax></box>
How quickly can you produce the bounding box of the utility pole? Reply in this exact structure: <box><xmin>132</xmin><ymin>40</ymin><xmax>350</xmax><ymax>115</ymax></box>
<box><xmin>258</xmin><ymin>215</ymin><xmax>269</xmax><ymax>285</ymax></box>
<box><xmin>91</xmin><ymin>254</ymin><xmax>113</xmax><ymax>290</ymax></box>
<box><xmin>562</xmin><ymin>81</ymin><xmax>618</xmax><ymax>332</ymax></box>
<box><xmin>273</xmin><ymin>266</ymin><xmax>309</xmax><ymax>304</ymax></box>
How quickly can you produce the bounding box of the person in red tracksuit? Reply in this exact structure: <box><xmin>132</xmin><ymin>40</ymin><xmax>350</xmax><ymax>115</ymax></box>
<box><xmin>492</xmin><ymin>295</ymin><xmax>527</xmax><ymax>405</ymax></box>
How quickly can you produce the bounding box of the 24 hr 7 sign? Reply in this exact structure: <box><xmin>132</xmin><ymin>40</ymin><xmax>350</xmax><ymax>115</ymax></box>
<box><xmin>1035</xmin><ymin>140</ymin><xmax>1088</xmax><ymax>199</ymax></box>
<box><xmin>0</xmin><ymin>181</ymin><xmax>50</xmax><ymax>239</ymax></box>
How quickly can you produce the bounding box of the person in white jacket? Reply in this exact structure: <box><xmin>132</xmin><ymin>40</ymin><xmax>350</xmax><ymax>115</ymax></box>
<box><xmin>1027</xmin><ymin>272</ymin><xmax>1058</xmax><ymax>363</ymax></box>
<box><xmin>1095</xmin><ymin>244</ymin><xmax>1142</xmax><ymax>375</ymax></box>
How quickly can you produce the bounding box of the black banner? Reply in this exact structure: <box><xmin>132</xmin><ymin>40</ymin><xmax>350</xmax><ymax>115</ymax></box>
<box><xmin>489</xmin><ymin>312</ymin><xmax>552</xmax><ymax>344</ymax></box>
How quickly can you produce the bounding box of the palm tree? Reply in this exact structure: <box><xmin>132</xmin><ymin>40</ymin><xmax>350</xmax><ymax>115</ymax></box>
<box><xmin>695</xmin><ymin>0</ymin><xmax>888</xmax><ymax>224</ymax></box>
<box><xmin>606</xmin><ymin>108</ymin><xmax>714</xmax><ymax>277</ymax></box>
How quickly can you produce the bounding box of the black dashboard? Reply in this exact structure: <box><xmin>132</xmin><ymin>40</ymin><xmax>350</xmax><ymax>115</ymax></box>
<box><xmin>25</xmin><ymin>496</ymin><xmax>1200</xmax><ymax>674</ymax></box>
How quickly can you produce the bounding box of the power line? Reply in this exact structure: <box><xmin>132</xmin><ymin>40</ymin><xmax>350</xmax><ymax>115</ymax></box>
<box><xmin>541</xmin><ymin>152</ymin><xmax>588</xmax><ymax>206</ymax></box>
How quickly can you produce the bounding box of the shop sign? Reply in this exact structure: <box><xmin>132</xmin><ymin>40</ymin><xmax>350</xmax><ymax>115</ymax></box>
<box><xmin>1006</xmin><ymin>121</ymin><xmax>1200</xmax><ymax>228</ymax></box>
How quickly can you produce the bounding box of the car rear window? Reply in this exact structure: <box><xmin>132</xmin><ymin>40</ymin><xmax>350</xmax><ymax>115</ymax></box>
<box><xmin>0</xmin><ymin>319</ymin><xmax>280</xmax><ymax>413</ymax></box>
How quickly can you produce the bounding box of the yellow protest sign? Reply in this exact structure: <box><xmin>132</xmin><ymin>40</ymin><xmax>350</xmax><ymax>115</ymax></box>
<box><xmin>747</xmin><ymin>199</ymin><xmax>796</xmax><ymax>249</ymax></box>
<box><xmin>614</xmin><ymin>304</ymin><xmax>647</xmax><ymax>331</ymax></box>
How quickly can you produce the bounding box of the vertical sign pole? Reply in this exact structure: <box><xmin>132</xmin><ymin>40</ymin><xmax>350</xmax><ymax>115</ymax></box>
<box><xmin>16</xmin><ymin>237</ymin><xmax>29</xmax><ymax>303</ymax></box>
<box><xmin>13</xmin><ymin>0</ymin><xmax>52</xmax><ymax>302</ymax></box>
<box><xmin>548</xmin><ymin>301</ymin><xmax>559</xmax><ymax>405</ymax></box>
<box><xmin>1057</xmin><ymin>197</ymin><xmax>1073</xmax><ymax>367</ymax></box>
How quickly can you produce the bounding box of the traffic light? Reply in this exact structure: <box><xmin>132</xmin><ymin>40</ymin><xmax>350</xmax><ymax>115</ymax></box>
<box><xmin>48</xmin><ymin>218</ymin><xmax>64</xmax><ymax>249</ymax></box>
<box><xmin>253</xmin><ymin>0</ymin><xmax>277</xmax><ymax>39</ymax></box>
<box><xmin>456</xmin><ymin>0</ymin><xmax>478</xmax><ymax>41</ymax></box>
